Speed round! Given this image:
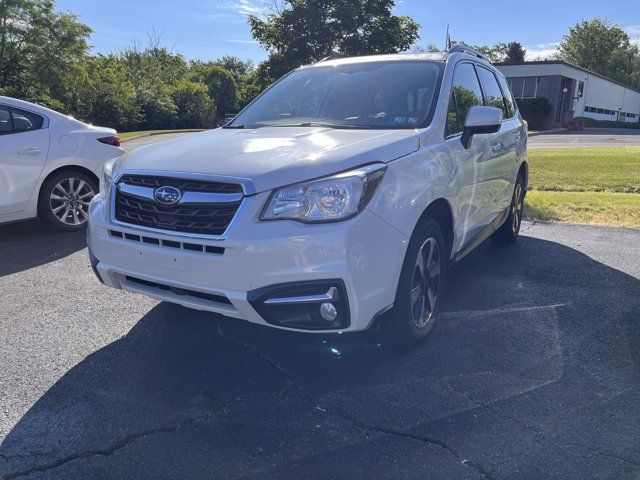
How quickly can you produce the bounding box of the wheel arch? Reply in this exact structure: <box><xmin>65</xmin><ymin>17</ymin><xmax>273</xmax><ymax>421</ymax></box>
<box><xmin>518</xmin><ymin>161</ymin><xmax>529</xmax><ymax>192</ymax></box>
<box><xmin>412</xmin><ymin>198</ymin><xmax>455</xmax><ymax>261</ymax></box>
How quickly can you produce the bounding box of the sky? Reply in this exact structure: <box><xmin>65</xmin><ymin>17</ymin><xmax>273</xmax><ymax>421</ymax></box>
<box><xmin>56</xmin><ymin>0</ymin><xmax>640</xmax><ymax>63</ymax></box>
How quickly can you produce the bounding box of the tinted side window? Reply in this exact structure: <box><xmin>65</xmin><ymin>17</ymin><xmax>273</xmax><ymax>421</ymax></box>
<box><xmin>0</xmin><ymin>106</ymin><xmax>13</xmax><ymax>134</ymax></box>
<box><xmin>446</xmin><ymin>63</ymin><xmax>484</xmax><ymax>136</ymax></box>
<box><xmin>496</xmin><ymin>75</ymin><xmax>516</xmax><ymax>118</ymax></box>
<box><xmin>11</xmin><ymin>108</ymin><xmax>44</xmax><ymax>133</ymax></box>
<box><xmin>477</xmin><ymin>67</ymin><xmax>507</xmax><ymax>119</ymax></box>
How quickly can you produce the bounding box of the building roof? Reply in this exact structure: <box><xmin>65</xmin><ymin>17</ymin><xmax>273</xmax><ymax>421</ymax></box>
<box><xmin>494</xmin><ymin>60</ymin><xmax>640</xmax><ymax>94</ymax></box>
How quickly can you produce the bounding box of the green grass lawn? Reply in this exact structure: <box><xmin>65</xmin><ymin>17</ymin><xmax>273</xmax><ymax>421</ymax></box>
<box><xmin>525</xmin><ymin>146</ymin><xmax>640</xmax><ymax>227</ymax></box>
<box><xmin>528</xmin><ymin>147</ymin><xmax>640</xmax><ymax>193</ymax></box>
<box><xmin>119</xmin><ymin>129</ymin><xmax>205</xmax><ymax>140</ymax></box>
<box><xmin>525</xmin><ymin>191</ymin><xmax>640</xmax><ymax>228</ymax></box>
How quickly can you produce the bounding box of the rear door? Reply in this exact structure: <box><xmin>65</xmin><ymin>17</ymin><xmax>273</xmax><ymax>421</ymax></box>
<box><xmin>476</xmin><ymin>66</ymin><xmax>518</xmax><ymax>216</ymax></box>
<box><xmin>445</xmin><ymin>62</ymin><xmax>493</xmax><ymax>245</ymax></box>
<box><xmin>0</xmin><ymin>106</ymin><xmax>50</xmax><ymax>215</ymax></box>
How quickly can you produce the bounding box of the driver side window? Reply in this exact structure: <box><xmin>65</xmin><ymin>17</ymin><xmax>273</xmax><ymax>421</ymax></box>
<box><xmin>446</xmin><ymin>63</ymin><xmax>484</xmax><ymax>137</ymax></box>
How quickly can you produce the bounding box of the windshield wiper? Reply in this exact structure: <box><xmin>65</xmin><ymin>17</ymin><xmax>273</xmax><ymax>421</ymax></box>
<box><xmin>288</xmin><ymin>122</ymin><xmax>373</xmax><ymax>130</ymax></box>
<box><xmin>223</xmin><ymin>124</ymin><xmax>246</xmax><ymax>129</ymax></box>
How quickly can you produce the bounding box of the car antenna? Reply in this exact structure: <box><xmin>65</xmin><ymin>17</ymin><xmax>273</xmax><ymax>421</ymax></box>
<box><xmin>445</xmin><ymin>24</ymin><xmax>451</xmax><ymax>52</ymax></box>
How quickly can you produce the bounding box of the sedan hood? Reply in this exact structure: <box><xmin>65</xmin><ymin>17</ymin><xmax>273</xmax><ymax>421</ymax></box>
<box><xmin>115</xmin><ymin>127</ymin><xmax>419</xmax><ymax>193</ymax></box>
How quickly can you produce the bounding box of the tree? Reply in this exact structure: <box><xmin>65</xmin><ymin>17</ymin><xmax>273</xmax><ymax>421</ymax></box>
<box><xmin>449</xmin><ymin>41</ymin><xmax>507</xmax><ymax>63</ymax></box>
<box><xmin>118</xmin><ymin>44</ymin><xmax>188</xmax><ymax>129</ymax></box>
<box><xmin>215</xmin><ymin>55</ymin><xmax>254</xmax><ymax>82</ymax></box>
<box><xmin>190</xmin><ymin>62</ymin><xmax>238</xmax><ymax>116</ymax></box>
<box><xmin>248</xmin><ymin>0</ymin><xmax>420</xmax><ymax>86</ymax></box>
<box><xmin>504</xmin><ymin>42</ymin><xmax>526</xmax><ymax>63</ymax></box>
<box><xmin>67</xmin><ymin>55</ymin><xmax>140</xmax><ymax>131</ymax></box>
<box><xmin>557</xmin><ymin>18</ymin><xmax>640</xmax><ymax>89</ymax></box>
<box><xmin>172</xmin><ymin>80</ymin><xmax>216</xmax><ymax>128</ymax></box>
<box><xmin>0</xmin><ymin>0</ymin><xmax>91</xmax><ymax>104</ymax></box>
<box><xmin>412</xmin><ymin>44</ymin><xmax>441</xmax><ymax>54</ymax></box>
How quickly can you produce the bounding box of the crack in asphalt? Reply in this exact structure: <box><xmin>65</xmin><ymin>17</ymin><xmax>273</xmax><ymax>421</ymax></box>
<box><xmin>0</xmin><ymin>401</ymin><xmax>235</xmax><ymax>480</ymax></box>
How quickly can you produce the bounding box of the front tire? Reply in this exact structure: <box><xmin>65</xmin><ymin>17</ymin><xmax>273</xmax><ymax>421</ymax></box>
<box><xmin>38</xmin><ymin>171</ymin><xmax>98</xmax><ymax>232</ymax></box>
<box><xmin>384</xmin><ymin>218</ymin><xmax>448</xmax><ymax>348</ymax></box>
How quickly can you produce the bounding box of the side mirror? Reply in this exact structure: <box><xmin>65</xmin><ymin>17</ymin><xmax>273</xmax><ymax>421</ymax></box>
<box><xmin>461</xmin><ymin>106</ymin><xmax>502</xmax><ymax>149</ymax></box>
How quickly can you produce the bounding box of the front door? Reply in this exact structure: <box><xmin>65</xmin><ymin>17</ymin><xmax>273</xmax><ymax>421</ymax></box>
<box><xmin>445</xmin><ymin>62</ymin><xmax>496</xmax><ymax>246</ymax></box>
<box><xmin>0</xmin><ymin>106</ymin><xmax>50</xmax><ymax>215</ymax></box>
<box><xmin>476</xmin><ymin>66</ymin><xmax>518</xmax><ymax>216</ymax></box>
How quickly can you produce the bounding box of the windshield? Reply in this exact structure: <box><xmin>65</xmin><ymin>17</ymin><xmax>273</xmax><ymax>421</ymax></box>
<box><xmin>230</xmin><ymin>60</ymin><xmax>443</xmax><ymax>129</ymax></box>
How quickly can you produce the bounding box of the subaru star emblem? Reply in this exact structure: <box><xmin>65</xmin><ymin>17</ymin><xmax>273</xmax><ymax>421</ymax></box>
<box><xmin>153</xmin><ymin>186</ymin><xmax>182</xmax><ymax>205</ymax></box>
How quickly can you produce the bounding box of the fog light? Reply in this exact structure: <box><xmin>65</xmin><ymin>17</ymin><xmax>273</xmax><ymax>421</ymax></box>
<box><xmin>320</xmin><ymin>302</ymin><xmax>338</xmax><ymax>321</ymax></box>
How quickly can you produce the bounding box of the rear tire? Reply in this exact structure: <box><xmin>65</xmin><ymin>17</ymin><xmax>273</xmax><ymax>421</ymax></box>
<box><xmin>383</xmin><ymin>218</ymin><xmax>448</xmax><ymax>348</ymax></box>
<box><xmin>38</xmin><ymin>171</ymin><xmax>98</xmax><ymax>232</ymax></box>
<box><xmin>493</xmin><ymin>174</ymin><xmax>525</xmax><ymax>244</ymax></box>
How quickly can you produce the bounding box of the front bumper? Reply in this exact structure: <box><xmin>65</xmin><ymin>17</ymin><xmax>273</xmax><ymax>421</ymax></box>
<box><xmin>87</xmin><ymin>192</ymin><xmax>408</xmax><ymax>332</ymax></box>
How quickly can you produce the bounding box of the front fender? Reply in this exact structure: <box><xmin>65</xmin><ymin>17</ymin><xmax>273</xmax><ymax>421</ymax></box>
<box><xmin>367</xmin><ymin>143</ymin><xmax>456</xmax><ymax>241</ymax></box>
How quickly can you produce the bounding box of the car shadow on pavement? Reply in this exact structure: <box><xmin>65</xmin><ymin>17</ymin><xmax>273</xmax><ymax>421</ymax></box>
<box><xmin>0</xmin><ymin>221</ymin><xmax>85</xmax><ymax>278</ymax></box>
<box><xmin>2</xmin><ymin>236</ymin><xmax>640</xmax><ymax>479</ymax></box>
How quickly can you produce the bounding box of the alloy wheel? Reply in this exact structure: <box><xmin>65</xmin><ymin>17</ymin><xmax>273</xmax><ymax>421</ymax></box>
<box><xmin>512</xmin><ymin>183</ymin><xmax>523</xmax><ymax>233</ymax></box>
<box><xmin>49</xmin><ymin>177</ymin><xmax>95</xmax><ymax>226</ymax></box>
<box><xmin>410</xmin><ymin>237</ymin><xmax>441</xmax><ymax>329</ymax></box>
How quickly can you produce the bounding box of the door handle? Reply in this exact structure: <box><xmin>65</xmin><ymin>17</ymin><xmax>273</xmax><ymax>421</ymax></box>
<box><xmin>17</xmin><ymin>147</ymin><xmax>42</xmax><ymax>155</ymax></box>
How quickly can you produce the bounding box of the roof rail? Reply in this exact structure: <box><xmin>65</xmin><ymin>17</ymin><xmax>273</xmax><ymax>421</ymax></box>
<box><xmin>318</xmin><ymin>53</ymin><xmax>350</xmax><ymax>62</ymax></box>
<box><xmin>447</xmin><ymin>44</ymin><xmax>490</xmax><ymax>62</ymax></box>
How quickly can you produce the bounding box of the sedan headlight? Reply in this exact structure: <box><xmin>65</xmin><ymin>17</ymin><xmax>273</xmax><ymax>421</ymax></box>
<box><xmin>261</xmin><ymin>164</ymin><xmax>387</xmax><ymax>223</ymax></box>
<box><xmin>100</xmin><ymin>157</ymin><xmax>118</xmax><ymax>193</ymax></box>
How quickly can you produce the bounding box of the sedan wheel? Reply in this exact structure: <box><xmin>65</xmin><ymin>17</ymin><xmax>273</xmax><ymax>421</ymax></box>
<box><xmin>50</xmin><ymin>178</ymin><xmax>95</xmax><ymax>226</ymax></box>
<box><xmin>39</xmin><ymin>171</ymin><xmax>98</xmax><ymax>231</ymax></box>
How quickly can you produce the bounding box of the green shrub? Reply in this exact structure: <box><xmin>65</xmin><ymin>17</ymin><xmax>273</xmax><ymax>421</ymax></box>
<box><xmin>572</xmin><ymin>116</ymin><xmax>640</xmax><ymax>129</ymax></box>
<box><xmin>172</xmin><ymin>81</ymin><xmax>216</xmax><ymax>129</ymax></box>
<box><xmin>516</xmin><ymin>97</ymin><xmax>552</xmax><ymax>130</ymax></box>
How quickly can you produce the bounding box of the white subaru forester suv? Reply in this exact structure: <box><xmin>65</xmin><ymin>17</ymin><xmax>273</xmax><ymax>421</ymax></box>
<box><xmin>88</xmin><ymin>46</ymin><xmax>528</xmax><ymax>346</ymax></box>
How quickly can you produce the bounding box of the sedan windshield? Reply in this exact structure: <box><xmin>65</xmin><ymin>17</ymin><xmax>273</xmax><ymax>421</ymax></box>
<box><xmin>229</xmin><ymin>60</ymin><xmax>443</xmax><ymax>129</ymax></box>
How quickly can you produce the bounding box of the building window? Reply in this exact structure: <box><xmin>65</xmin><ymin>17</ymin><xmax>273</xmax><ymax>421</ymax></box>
<box><xmin>577</xmin><ymin>81</ymin><xmax>584</xmax><ymax>98</ymax></box>
<box><xmin>508</xmin><ymin>76</ymin><xmax>538</xmax><ymax>99</ymax></box>
<box><xmin>584</xmin><ymin>105</ymin><xmax>633</xmax><ymax>118</ymax></box>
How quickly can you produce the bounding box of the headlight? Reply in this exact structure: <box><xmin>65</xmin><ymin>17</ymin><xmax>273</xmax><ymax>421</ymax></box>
<box><xmin>100</xmin><ymin>157</ymin><xmax>118</xmax><ymax>193</ymax></box>
<box><xmin>261</xmin><ymin>164</ymin><xmax>386</xmax><ymax>223</ymax></box>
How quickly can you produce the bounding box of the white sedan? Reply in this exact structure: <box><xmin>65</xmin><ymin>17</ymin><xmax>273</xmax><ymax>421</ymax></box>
<box><xmin>0</xmin><ymin>96</ymin><xmax>124</xmax><ymax>231</ymax></box>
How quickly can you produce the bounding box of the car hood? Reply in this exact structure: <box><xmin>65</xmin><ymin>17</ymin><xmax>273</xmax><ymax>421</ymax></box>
<box><xmin>115</xmin><ymin>127</ymin><xmax>419</xmax><ymax>193</ymax></box>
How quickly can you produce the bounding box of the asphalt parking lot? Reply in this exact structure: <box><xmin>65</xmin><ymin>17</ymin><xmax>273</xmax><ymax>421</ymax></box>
<box><xmin>529</xmin><ymin>128</ymin><xmax>640</xmax><ymax>148</ymax></box>
<box><xmin>1</xmin><ymin>218</ymin><xmax>639</xmax><ymax>479</ymax></box>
